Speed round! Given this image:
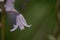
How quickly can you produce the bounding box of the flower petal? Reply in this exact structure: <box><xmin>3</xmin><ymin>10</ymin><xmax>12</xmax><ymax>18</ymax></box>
<box><xmin>12</xmin><ymin>9</ymin><xmax>19</xmax><ymax>14</ymax></box>
<box><xmin>17</xmin><ymin>14</ymin><xmax>31</xmax><ymax>27</ymax></box>
<box><xmin>10</xmin><ymin>25</ymin><xmax>18</xmax><ymax>32</ymax></box>
<box><xmin>17</xmin><ymin>15</ymin><xmax>24</xmax><ymax>30</ymax></box>
<box><xmin>4</xmin><ymin>0</ymin><xmax>15</xmax><ymax>11</ymax></box>
<box><xmin>6</xmin><ymin>11</ymin><xmax>18</xmax><ymax>25</ymax></box>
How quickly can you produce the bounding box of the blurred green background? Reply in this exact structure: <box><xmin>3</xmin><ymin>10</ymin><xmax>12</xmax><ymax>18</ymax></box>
<box><xmin>0</xmin><ymin>0</ymin><xmax>58</xmax><ymax>40</ymax></box>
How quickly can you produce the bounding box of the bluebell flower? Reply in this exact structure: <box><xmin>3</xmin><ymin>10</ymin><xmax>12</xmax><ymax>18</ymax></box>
<box><xmin>0</xmin><ymin>0</ymin><xmax>31</xmax><ymax>32</ymax></box>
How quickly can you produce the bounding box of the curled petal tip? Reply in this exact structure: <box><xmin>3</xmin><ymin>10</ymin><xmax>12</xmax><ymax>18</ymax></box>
<box><xmin>25</xmin><ymin>24</ymin><xmax>31</xmax><ymax>28</ymax></box>
<box><xmin>10</xmin><ymin>25</ymin><xmax>18</xmax><ymax>32</ymax></box>
<box><xmin>27</xmin><ymin>25</ymin><xmax>31</xmax><ymax>27</ymax></box>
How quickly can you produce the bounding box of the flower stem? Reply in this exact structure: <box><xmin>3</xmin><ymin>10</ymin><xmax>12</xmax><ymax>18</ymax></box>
<box><xmin>1</xmin><ymin>1</ymin><xmax>6</xmax><ymax>40</ymax></box>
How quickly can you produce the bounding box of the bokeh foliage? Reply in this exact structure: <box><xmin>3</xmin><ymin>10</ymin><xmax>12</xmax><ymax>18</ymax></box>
<box><xmin>0</xmin><ymin>0</ymin><xmax>58</xmax><ymax>40</ymax></box>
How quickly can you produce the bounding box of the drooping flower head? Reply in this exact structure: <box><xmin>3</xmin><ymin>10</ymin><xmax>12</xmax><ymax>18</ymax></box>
<box><xmin>4</xmin><ymin>0</ymin><xmax>31</xmax><ymax>32</ymax></box>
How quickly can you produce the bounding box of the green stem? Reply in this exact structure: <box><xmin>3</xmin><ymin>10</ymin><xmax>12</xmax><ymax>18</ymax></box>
<box><xmin>1</xmin><ymin>1</ymin><xmax>5</xmax><ymax>40</ymax></box>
